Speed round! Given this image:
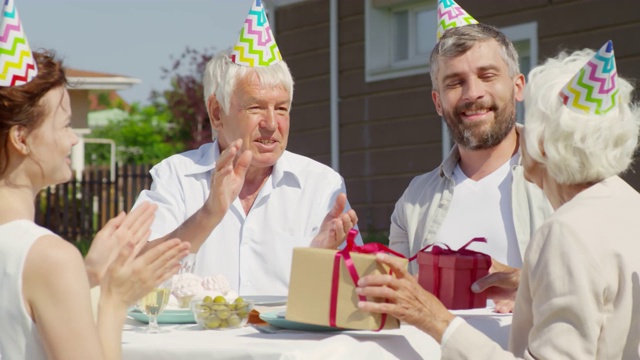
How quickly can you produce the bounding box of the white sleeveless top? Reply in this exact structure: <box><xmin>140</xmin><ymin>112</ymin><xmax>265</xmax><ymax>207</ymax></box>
<box><xmin>0</xmin><ymin>220</ymin><xmax>53</xmax><ymax>360</ymax></box>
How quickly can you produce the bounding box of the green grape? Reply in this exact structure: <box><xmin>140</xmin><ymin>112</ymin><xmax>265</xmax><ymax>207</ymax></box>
<box><xmin>216</xmin><ymin>307</ymin><xmax>230</xmax><ymax>320</ymax></box>
<box><xmin>227</xmin><ymin>314</ymin><xmax>241</xmax><ymax>327</ymax></box>
<box><xmin>197</xmin><ymin>307</ymin><xmax>210</xmax><ymax>317</ymax></box>
<box><xmin>204</xmin><ymin>316</ymin><xmax>221</xmax><ymax>329</ymax></box>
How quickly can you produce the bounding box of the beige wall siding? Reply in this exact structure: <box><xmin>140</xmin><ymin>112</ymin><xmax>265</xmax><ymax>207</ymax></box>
<box><xmin>275</xmin><ymin>0</ymin><xmax>640</xmax><ymax>234</ymax></box>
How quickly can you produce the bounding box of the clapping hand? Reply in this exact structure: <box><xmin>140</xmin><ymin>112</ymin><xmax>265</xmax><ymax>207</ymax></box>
<box><xmin>101</xmin><ymin>237</ymin><xmax>189</xmax><ymax>308</ymax></box>
<box><xmin>84</xmin><ymin>202</ymin><xmax>156</xmax><ymax>287</ymax></box>
<box><xmin>310</xmin><ymin>193</ymin><xmax>358</xmax><ymax>249</ymax></box>
<box><xmin>205</xmin><ymin>139</ymin><xmax>252</xmax><ymax>216</ymax></box>
<box><xmin>95</xmin><ymin>201</ymin><xmax>190</xmax><ymax>308</ymax></box>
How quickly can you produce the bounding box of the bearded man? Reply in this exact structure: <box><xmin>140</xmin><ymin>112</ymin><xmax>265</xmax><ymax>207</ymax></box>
<box><xmin>388</xmin><ymin>24</ymin><xmax>552</xmax><ymax>313</ymax></box>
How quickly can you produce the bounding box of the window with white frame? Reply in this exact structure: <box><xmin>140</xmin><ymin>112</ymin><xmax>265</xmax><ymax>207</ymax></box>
<box><xmin>365</xmin><ymin>0</ymin><xmax>437</xmax><ymax>82</ymax></box>
<box><xmin>364</xmin><ymin>0</ymin><xmax>538</xmax><ymax>102</ymax></box>
<box><xmin>365</xmin><ymin>1</ymin><xmax>538</xmax><ymax>157</ymax></box>
<box><xmin>501</xmin><ymin>22</ymin><xmax>538</xmax><ymax>123</ymax></box>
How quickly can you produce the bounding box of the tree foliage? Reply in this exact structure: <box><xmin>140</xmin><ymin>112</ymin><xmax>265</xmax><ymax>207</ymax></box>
<box><xmin>85</xmin><ymin>47</ymin><xmax>216</xmax><ymax>166</ymax></box>
<box><xmin>86</xmin><ymin>102</ymin><xmax>185</xmax><ymax>165</ymax></box>
<box><xmin>152</xmin><ymin>46</ymin><xmax>216</xmax><ymax>150</ymax></box>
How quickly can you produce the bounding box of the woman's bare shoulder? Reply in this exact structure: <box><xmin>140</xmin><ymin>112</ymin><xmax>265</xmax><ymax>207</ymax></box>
<box><xmin>23</xmin><ymin>234</ymin><xmax>87</xmax><ymax>290</ymax></box>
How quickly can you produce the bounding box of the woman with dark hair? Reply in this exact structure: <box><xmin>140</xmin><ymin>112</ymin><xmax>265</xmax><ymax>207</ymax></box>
<box><xmin>0</xmin><ymin>20</ymin><xmax>190</xmax><ymax>360</ymax></box>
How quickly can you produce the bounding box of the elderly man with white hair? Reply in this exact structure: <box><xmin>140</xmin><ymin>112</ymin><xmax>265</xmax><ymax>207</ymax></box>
<box><xmin>134</xmin><ymin>1</ymin><xmax>358</xmax><ymax>297</ymax></box>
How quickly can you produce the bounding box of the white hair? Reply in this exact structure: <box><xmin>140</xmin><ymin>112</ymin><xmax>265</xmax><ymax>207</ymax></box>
<box><xmin>524</xmin><ymin>48</ymin><xmax>640</xmax><ymax>185</ymax></box>
<box><xmin>202</xmin><ymin>49</ymin><xmax>294</xmax><ymax>138</ymax></box>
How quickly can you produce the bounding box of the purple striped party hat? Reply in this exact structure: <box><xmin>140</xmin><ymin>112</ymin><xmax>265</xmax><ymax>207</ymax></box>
<box><xmin>231</xmin><ymin>0</ymin><xmax>282</xmax><ymax>67</ymax></box>
<box><xmin>559</xmin><ymin>41</ymin><xmax>618</xmax><ymax>115</ymax></box>
<box><xmin>437</xmin><ymin>0</ymin><xmax>478</xmax><ymax>40</ymax></box>
<box><xmin>0</xmin><ymin>0</ymin><xmax>37</xmax><ymax>87</ymax></box>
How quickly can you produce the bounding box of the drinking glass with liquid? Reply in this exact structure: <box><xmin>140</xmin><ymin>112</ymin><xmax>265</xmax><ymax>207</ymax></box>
<box><xmin>137</xmin><ymin>278</ymin><xmax>172</xmax><ymax>333</ymax></box>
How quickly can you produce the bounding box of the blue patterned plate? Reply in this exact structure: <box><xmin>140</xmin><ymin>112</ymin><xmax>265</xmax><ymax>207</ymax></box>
<box><xmin>128</xmin><ymin>308</ymin><xmax>195</xmax><ymax>324</ymax></box>
<box><xmin>259</xmin><ymin>311</ymin><xmax>341</xmax><ymax>332</ymax></box>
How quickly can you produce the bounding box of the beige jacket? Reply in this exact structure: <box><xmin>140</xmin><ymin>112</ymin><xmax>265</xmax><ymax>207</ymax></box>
<box><xmin>389</xmin><ymin>124</ymin><xmax>552</xmax><ymax>273</ymax></box>
<box><xmin>442</xmin><ymin>176</ymin><xmax>640</xmax><ymax>359</ymax></box>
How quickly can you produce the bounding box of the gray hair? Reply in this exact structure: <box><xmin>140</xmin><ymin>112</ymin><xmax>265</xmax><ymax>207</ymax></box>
<box><xmin>524</xmin><ymin>48</ymin><xmax>640</xmax><ymax>185</ymax></box>
<box><xmin>429</xmin><ymin>23</ymin><xmax>520</xmax><ymax>90</ymax></box>
<box><xmin>202</xmin><ymin>49</ymin><xmax>294</xmax><ymax>138</ymax></box>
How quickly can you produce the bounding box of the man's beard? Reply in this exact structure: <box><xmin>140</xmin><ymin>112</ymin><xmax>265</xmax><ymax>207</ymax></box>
<box><xmin>443</xmin><ymin>95</ymin><xmax>516</xmax><ymax>150</ymax></box>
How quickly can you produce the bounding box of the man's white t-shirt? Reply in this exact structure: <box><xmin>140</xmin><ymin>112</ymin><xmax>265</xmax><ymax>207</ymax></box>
<box><xmin>433</xmin><ymin>155</ymin><xmax>522</xmax><ymax>267</ymax></box>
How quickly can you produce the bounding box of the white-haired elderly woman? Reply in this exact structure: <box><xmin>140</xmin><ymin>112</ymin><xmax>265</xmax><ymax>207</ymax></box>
<box><xmin>357</xmin><ymin>42</ymin><xmax>640</xmax><ymax>359</ymax></box>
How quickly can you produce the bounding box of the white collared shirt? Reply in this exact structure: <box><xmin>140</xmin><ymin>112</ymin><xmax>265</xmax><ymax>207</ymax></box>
<box><xmin>135</xmin><ymin>140</ymin><xmax>359</xmax><ymax>296</ymax></box>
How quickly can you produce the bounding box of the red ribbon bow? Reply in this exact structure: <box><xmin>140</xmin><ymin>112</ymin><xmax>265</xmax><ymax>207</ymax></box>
<box><xmin>328</xmin><ymin>229</ymin><xmax>406</xmax><ymax>330</ymax></box>
<box><xmin>409</xmin><ymin>236</ymin><xmax>489</xmax><ymax>261</ymax></box>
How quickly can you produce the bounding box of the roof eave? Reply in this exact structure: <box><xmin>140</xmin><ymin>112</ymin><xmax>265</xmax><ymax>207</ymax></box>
<box><xmin>66</xmin><ymin>76</ymin><xmax>141</xmax><ymax>90</ymax></box>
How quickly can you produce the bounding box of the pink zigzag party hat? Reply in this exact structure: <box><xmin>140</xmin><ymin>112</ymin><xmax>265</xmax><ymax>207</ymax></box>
<box><xmin>559</xmin><ymin>40</ymin><xmax>618</xmax><ymax>115</ymax></box>
<box><xmin>437</xmin><ymin>0</ymin><xmax>478</xmax><ymax>40</ymax></box>
<box><xmin>231</xmin><ymin>0</ymin><xmax>282</xmax><ymax>67</ymax></box>
<box><xmin>0</xmin><ymin>0</ymin><xmax>37</xmax><ymax>87</ymax></box>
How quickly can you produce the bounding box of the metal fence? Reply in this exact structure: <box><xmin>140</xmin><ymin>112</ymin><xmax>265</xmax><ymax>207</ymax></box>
<box><xmin>34</xmin><ymin>164</ymin><xmax>153</xmax><ymax>242</ymax></box>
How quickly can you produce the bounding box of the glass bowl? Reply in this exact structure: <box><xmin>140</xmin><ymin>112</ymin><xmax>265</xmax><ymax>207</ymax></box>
<box><xmin>190</xmin><ymin>297</ymin><xmax>254</xmax><ymax>330</ymax></box>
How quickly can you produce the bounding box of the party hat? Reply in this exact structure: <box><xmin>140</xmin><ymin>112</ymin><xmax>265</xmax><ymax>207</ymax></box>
<box><xmin>437</xmin><ymin>0</ymin><xmax>478</xmax><ymax>40</ymax></box>
<box><xmin>231</xmin><ymin>0</ymin><xmax>282</xmax><ymax>67</ymax></box>
<box><xmin>0</xmin><ymin>0</ymin><xmax>37</xmax><ymax>87</ymax></box>
<box><xmin>559</xmin><ymin>40</ymin><xmax>618</xmax><ymax>115</ymax></box>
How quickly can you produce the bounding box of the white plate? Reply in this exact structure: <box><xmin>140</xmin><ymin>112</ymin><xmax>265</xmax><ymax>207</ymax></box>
<box><xmin>242</xmin><ymin>295</ymin><xmax>287</xmax><ymax>306</ymax></box>
<box><xmin>450</xmin><ymin>307</ymin><xmax>511</xmax><ymax>317</ymax></box>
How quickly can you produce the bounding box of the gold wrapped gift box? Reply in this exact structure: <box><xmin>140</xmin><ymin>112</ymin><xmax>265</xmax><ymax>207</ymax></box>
<box><xmin>286</xmin><ymin>247</ymin><xmax>407</xmax><ymax>330</ymax></box>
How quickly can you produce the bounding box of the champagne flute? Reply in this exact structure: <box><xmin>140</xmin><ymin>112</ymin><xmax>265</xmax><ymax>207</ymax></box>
<box><xmin>137</xmin><ymin>278</ymin><xmax>172</xmax><ymax>333</ymax></box>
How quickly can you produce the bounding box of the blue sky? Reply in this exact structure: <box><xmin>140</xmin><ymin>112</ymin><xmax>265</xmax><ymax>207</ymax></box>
<box><xmin>18</xmin><ymin>0</ymin><xmax>250</xmax><ymax>104</ymax></box>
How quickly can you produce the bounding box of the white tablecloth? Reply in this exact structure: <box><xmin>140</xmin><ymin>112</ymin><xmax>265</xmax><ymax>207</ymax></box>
<box><xmin>122</xmin><ymin>307</ymin><xmax>512</xmax><ymax>360</ymax></box>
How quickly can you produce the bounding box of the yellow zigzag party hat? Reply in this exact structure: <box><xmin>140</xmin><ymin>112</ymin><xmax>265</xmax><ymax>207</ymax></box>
<box><xmin>437</xmin><ymin>0</ymin><xmax>478</xmax><ymax>40</ymax></box>
<box><xmin>0</xmin><ymin>0</ymin><xmax>37</xmax><ymax>87</ymax></box>
<box><xmin>231</xmin><ymin>0</ymin><xmax>282</xmax><ymax>67</ymax></box>
<box><xmin>559</xmin><ymin>40</ymin><xmax>618</xmax><ymax>115</ymax></box>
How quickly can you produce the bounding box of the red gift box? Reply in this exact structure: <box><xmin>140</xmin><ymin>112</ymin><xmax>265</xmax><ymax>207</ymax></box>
<box><xmin>415</xmin><ymin>238</ymin><xmax>491</xmax><ymax>310</ymax></box>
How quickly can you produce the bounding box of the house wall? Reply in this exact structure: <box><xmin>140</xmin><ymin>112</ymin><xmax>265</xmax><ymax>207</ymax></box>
<box><xmin>274</xmin><ymin>0</ymin><xmax>640</xmax><ymax>235</ymax></box>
